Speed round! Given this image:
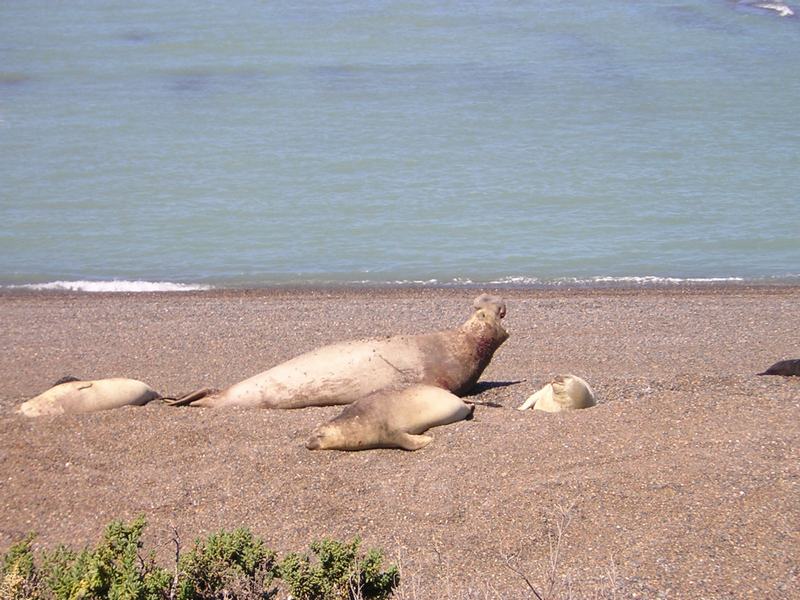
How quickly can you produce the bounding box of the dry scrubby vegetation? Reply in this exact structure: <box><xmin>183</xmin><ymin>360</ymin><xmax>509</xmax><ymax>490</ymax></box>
<box><xmin>391</xmin><ymin>503</ymin><xmax>621</xmax><ymax>600</ymax></box>
<box><xmin>0</xmin><ymin>517</ymin><xmax>397</xmax><ymax>600</ymax></box>
<box><xmin>2</xmin><ymin>507</ymin><xmax>622</xmax><ymax>600</ymax></box>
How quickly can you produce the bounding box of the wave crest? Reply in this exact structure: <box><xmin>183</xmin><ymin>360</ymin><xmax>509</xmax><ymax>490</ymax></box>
<box><xmin>5</xmin><ymin>280</ymin><xmax>212</xmax><ymax>292</ymax></box>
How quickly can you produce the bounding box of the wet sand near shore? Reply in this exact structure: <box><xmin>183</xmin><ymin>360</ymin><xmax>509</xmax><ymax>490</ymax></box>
<box><xmin>1</xmin><ymin>286</ymin><xmax>798</xmax><ymax>597</ymax></box>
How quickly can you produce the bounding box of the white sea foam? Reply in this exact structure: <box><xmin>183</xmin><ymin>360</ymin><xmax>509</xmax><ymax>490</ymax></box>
<box><xmin>574</xmin><ymin>276</ymin><xmax>746</xmax><ymax>284</ymax></box>
<box><xmin>346</xmin><ymin>275</ymin><xmax>755</xmax><ymax>287</ymax></box>
<box><xmin>487</xmin><ymin>275</ymin><xmax>749</xmax><ymax>286</ymax></box>
<box><xmin>3</xmin><ymin>274</ymin><xmax>794</xmax><ymax>292</ymax></box>
<box><xmin>738</xmin><ymin>1</ymin><xmax>796</xmax><ymax>17</ymax></box>
<box><xmin>5</xmin><ymin>280</ymin><xmax>212</xmax><ymax>292</ymax></box>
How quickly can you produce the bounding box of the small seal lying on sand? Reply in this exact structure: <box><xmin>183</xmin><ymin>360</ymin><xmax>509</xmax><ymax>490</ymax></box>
<box><xmin>517</xmin><ymin>374</ymin><xmax>597</xmax><ymax>412</ymax></box>
<box><xmin>18</xmin><ymin>377</ymin><xmax>160</xmax><ymax>417</ymax></box>
<box><xmin>170</xmin><ymin>294</ymin><xmax>509</xmax><ymax>409</ymax></box>
<box><xmin>306</xmin><ymin>384</ymin><xmax>474</xmax><ymax>451</ymax></box>
<box><xmin>757</xmin><ymin>358</ymin><xmax>800</xmax><ymax>376</ymax></box>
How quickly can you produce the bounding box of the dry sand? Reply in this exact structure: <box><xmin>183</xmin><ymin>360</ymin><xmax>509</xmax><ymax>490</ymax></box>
<box><xmin>1</xmin><ymin>286</ymin><xmax>798</xmax><ymax>598</ymax></box>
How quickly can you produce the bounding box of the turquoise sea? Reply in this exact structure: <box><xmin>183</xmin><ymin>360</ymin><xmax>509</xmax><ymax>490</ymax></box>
<box><xmin>1</xmin><ymin>1</ymin><xmax>799</xmax><ymax>291</ymax></box>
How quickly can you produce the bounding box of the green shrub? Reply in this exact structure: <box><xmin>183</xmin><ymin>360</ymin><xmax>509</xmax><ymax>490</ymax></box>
<box><xmin>1</xmin><ymin>534</ymin><xmax>38</xmax><ymax>600</ymax></box>
<box><xmin>38</xmin><ymin>516</ymin><xmax>170</xmax><ymax>600</ymax></box>
<box><xmin>37</xmin><ymin>545</ymin><xmax>88</xmax><ymax>600</ymax></box>
<box><xmin>176</xmin><ymin>527</ymin><xmax>277</xmax><ymax>600</ymax></box>
<box><xmin>278</xmin><ymin>537</ymin><xmax>398</xmax><ymax>600</ymax></box>
<box><xmin>1</xmin><ymin>521</ymin><xmax>398</xmax><ymax>600</ymax></box>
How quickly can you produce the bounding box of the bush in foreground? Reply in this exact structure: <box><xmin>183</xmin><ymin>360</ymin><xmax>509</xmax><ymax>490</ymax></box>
<box><xmin>0</xmin><ymin>518</ymin><xmax>398</xmax><ymax>600</ymax></box>
<box><xmin>279</xmin><ymin>538</ymin><xmax>397</xmax><ymax>600</ymax></box>
<box><xmin>176</xmin><ymin>527</ymin><xmax>277</xmax><ymax>600</ymax></box>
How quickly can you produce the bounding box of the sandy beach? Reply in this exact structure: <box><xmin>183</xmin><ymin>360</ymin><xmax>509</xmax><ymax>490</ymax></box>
<box><xmin>1</xmin><ymin>286</ymin><xmax>798</xmax><ymax>598</ymax></box>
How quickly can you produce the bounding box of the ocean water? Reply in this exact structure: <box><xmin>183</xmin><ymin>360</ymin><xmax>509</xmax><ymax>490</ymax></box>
<box><xmin>1</xmin><ymin>0</ymin><xmax>799</xmax><ymax>291</ymax></box>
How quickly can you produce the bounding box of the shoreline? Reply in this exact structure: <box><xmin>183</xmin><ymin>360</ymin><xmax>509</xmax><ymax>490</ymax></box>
<box><xmin>2</xmin><ymin>279</ymin><xmax>800</xmax><ymax>298</ymax></box>
<box><xmin>2</xmin><ymin>286</ymin><xmax>798</xmax><ymax>597</ymax></box>
<box><xmin>2</xmin><ymin>273</ymin><xmax>799</xmax><ymax>294</ymax></box>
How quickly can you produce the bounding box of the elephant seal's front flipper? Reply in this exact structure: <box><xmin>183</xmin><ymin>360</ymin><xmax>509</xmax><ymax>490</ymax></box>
<box><xmin>393</xmin><ymin>432</ymin><xmax>434</xmax><ymax>451</ymax></box>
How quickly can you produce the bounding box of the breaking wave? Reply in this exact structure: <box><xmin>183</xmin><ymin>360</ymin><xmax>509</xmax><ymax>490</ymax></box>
<box><xmin>371</xmin><ymin>275</ymin><xmax>752</xmax><ymax>286</ymax></box>
<box><xmin>3</xmin><ymin>274</ymin><xmax>797</xmax><ymax>292</ymax></box>
<box><xmin>4</xmin><ymin>280</ymin><xmax>213</xmax><ymax>292</ymax></box>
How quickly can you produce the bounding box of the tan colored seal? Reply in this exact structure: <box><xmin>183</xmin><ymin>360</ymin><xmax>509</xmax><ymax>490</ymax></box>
<box><xmin>18</xmin><ymin>377</ymin><xmax>160</xmax><ymax>417</ymax></box>
<box><xmin>172</xmin><ymin>294</ymin><xmax>508</xmax><ymax>409</ymax></box>
<box><xmin>517</xmin><ymin>374</ymin><xmax>597</xmax><ymax>412</ymax></box>
<box><xmin>305</xmin><ymin>384</ymin><xmax>474</xmax><ymax>451</ymax></box>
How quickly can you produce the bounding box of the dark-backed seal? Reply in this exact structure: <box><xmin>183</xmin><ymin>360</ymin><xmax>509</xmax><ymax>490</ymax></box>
<box><xmin>517</xmin><ymin>374</ymin><xmax>597</xmax><ymax>412</ymax></box>
<box><xmin>18</xmin><ymin>377</ymin><xmax>160</xmax><ymax>417</ymax></box>
<box><xmin>172</xmin><ymin>294</ymin><xmax>508</xmax><ymax>409</ymax></box>
<box><xmin>757</xmin><ymin>358</ymin><xmax>800</xmax><ymax>376</ymax></box>
<box><xmin>305</xmin><ymin>384</ymin><xmax>474</xmax><ymax>451</ymax></box>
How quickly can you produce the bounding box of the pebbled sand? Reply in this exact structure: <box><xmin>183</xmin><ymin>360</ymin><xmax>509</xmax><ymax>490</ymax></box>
<box><xmin>1</xmin><ymin>286</ymin><xmax>798</xmax><ymax>598</ymax></box>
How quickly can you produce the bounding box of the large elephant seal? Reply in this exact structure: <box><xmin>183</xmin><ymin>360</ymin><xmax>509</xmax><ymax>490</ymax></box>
<box><xmin>18</xmin><ymin>377</ymin><xmax>160</xmax><ymax>417</ymax></box>
<box><xmin>758</xmin><ymin>358</ymin><xmax>800</xmax><ymax>376</ymax></box>
<box><xmin>172</xmin><ymin>294</ymin><xmax>508</xmax><ymax>409</ymax></box>
<box><xmin>517</xmin><ymin>374</ymin><xmax>597</xmax><ymax>412</ymax></box>
<box><xmin>305</xmin><ymin>384</ymin><xmax>474</xmax><ymax>451</ymax></box>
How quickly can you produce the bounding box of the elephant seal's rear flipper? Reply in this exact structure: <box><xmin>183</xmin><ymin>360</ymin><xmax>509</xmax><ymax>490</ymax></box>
<box><xmin>162</xmin><ymin>388</ymin><xmax>217</xmax><ymax>406</ymax></box>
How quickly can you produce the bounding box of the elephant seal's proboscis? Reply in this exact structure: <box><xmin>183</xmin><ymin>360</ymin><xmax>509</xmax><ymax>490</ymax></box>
<box><xmin>306</xmin><ymin>384</ymin><xmax>474</xmax><ymax>451</ymax></box>
<box><xmin>18</xmin><ymin>377</ymin><xmax>160</xmax><ymax>417</ymax></box>
<box><xmin>171</xmin><ymin>294</ymin><xmax>509</xmax><ymax>409</ymax></box>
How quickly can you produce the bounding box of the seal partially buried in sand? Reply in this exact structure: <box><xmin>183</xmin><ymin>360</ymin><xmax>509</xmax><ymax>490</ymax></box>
<box><xmin>517</xmin><ymin>374</ymin><xmax>597</xmax><ymax>412</ymax></box>
<box><xmin>170</xmin><ymin>294</ymin><xmax>508</xmax><ymax>409</ymax></box>
<box><xmin>758</xmin><ymin>358</ymin><xmax>800</xmax><ymax>377</ymax></box>
<box><xmin>306</xmin><ymin>384</ymin><xmax>474</xmax><ymax>451</ymax></box>
<box><xmin>18</xmin><ymin>377</ymin><xmax>160</xmax><ymax>417</ymax></box>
